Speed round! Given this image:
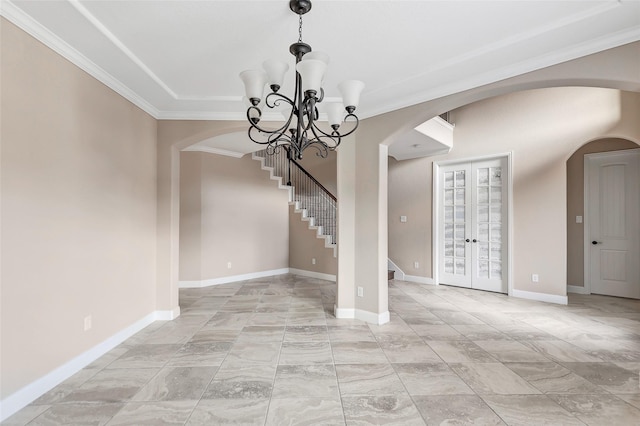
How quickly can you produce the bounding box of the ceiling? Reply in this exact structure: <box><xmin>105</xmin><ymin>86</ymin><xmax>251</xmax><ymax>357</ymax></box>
<box><xmin>3</xmin><ymin>0</ymin><xmax>639</xmax><ymax>156</ymax></box>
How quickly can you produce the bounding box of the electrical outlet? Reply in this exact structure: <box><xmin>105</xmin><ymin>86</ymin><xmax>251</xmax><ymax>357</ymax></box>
<box><xmin>414</xmin><ymin>261</ymin><xmax>419</xmax><ymax>269</ymax></box>
<box><xmin>400</xmin><ymin>216</ymin><xmax>407</xmax><ymax>223</ymax></box>
<box><xmin>84</xmin><ymin>315</ymin><xmax>92</xmax><ymax>331</ymax></box>
<box><xmin>227</xmin><ymin>262</ymin><xmax>232</xmax><ymax>269</ymax></box>
<box><xmin>357</xmin><ymin>287</ymin><xmax>364</xmax><ymax>297</ymax></box>
<box><xmin>532</xmin><ymin>274</ymin><xmax>539</xmax><ymax>282</ymax></box>
<box><xmin>311</xmin><ymin>258</ymin><xmax>316</xmax><ymax>265</ymax></box>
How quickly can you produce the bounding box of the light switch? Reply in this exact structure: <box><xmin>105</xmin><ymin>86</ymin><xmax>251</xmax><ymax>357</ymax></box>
<box><xmin>576</xmin><ymin>216</ymin><xmax>583</xmax><ymax>224</ymax></box>
<box><xmin>400</xmin><ymin>216</ymin><xmax>407</xmax><ymax>223</ymax></box>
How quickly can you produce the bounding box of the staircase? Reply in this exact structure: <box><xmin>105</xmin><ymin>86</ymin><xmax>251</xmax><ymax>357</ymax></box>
<box><xmin>252</xmin><ymin>149</ymin><xmax>337</xmax><ymax>254</ymax></box>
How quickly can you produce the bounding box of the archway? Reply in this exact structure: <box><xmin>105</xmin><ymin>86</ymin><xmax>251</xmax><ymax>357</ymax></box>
<box><xmin>566</xmin><ymin>138</ymin><xmax>640</xmax><ymax>294</ymax></box>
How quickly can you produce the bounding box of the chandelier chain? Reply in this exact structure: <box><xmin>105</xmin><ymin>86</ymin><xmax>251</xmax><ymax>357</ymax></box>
<box><xmin>298</xmin><ymin>14</ymin><xmax>303</xmax><ymax>43</ymax></box>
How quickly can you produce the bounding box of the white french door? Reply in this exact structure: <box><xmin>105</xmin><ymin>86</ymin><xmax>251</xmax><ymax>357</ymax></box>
<box><xmin>438</xmin><ymin>157</ymin><xmax>508</xmax><ymax>293</ymax></box>
<box><xmin>585</xmin><ymin>149</ymin><xmax>640</xmax><ymax>299</ymax></box>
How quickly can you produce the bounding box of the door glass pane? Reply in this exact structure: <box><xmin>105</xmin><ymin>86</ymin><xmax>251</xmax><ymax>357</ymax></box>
<box><xmin>477</xmin><ymin>205</ymin><xmax>489</xmax><ymax>223</ymax></box>
<box><xmin>455</xmin><ymin>258</ymin><xmax>465</xmax><ymax>275</ymax></box>
<box><xmin>455</xmin><ymin>224</ymin><xmax>465</xmax><ymax>240</ymax></box>
<box><xmin>478</xmin><ymin>224</ymin><xmax>489</xmax><ymax>241</ymax></box>
<box><xmin>445</xmin><ymin>258</ymin><xmax>454</xmax><ymax>274</ymax></box>
<box><xmin>478</xmin><ymin>242</ymin><xmax>489</xmax><ymax>260</ymax></box>
<box><xmin>445</xmin><ymin>241</ymin><xmax>454</xmax><ymax>256</ymax></box>
<box><xmin>478</xmin><ymin>187</ymin><xmax>489</xmax><ymax>204</ymax></box>
<box><xmin>445</xmin><ymin>224</ymin><xmax>454</xmax><ymax>239</ymax></box>
<box><xmin>455</xmin><ymin>206</ymin><xmax>465</xmax><ymax>222</ymax></box>
<box><xmin>490</xmin><ymin>261</ymin><xmax>502</xmax><ymax>279</ymax></box>
<box><xmin>491</xmin><ymin>167</ymin><xmax>502</xmax><ymax>186</ymax></box>
<box><xmin>490</xmin><ymin>224</ymin><xmax>501</xmax><ymax>242</ymax></box>
<box><xmin>478</xmin><ymin>261</ymin><xmax>489</xmax><ymax>278</ymax></box>
<box><xmin>478</xmin><ymin>168</ymin><xmax>489</xmax><ymax>186</ymax></box>
<box><xmin>445</xmin><ymin>172</ymin><xmax>454</xmax><ymax>188</ymax></box>
<box><xmin>490</xmin><ymin>187</ymin><xmax>502</xmax><ymax>203</ymax></box>
<box><xmin>455</xmin><ymin>189</ymin><xmax>465</xmax><ymax>204</ymax></box>
<box><xmin>455</xmin><ymin>171</ymin><xmax>465</xmax><ymax>187</ymax></box>
<box><xmin>490</xmin><ymin>205</ymin><xmax>502</xmax><ymax>223</ymax></box>
<box><xmin>490</xmin><ymin>243</ymin><xmax>501</xmax><ymax>261</ymax></box>
<box><xmin>445</xmin><ymin>189</ymin><xmax>454</xmax><ymax>204</ymax></box>
<box><xmin>445</xmin><ymin>206</ymin><xmax>454</xmax><ymax>222</ymax></box>
<box><xmin>455</xmin><ymin>242</ymin><xmax>466</xmax><ymax>257</ymax></box>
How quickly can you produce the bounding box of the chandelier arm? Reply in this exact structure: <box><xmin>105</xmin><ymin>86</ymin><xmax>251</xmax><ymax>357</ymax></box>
<box><xmin>334</xmin><ymin>112</ymin><xmax>360</xmax><ymax>138</ymax></box>
<box><xmin>306</xmin><ymin>111</ymin><xmax>360</xmax><ymax>141</ymax></box>
<box><xmin>264</xmin><ymin>92</ymin><xmax>295</xmax><ymax>110</ymax></box>
<box><xmin>266</xmin><ymin>129</ymin><xmax>293</xmax><ymax>145</ymax></box>
<box><xmin>247</xmin><ymin>126</ymin><xmax>277</xmax><ymax>145</ymax></box>
<box><xmin>247</xmin><ymin>124</ymin><xmax>292</xmax><ymax>146</ymax></box>
<box><xmin>307</xmin><ymin>125</ymin><xmax>340</xmax><ymax>150</ymax></box>
<box><xmin>299</xmin><ymin>97</ymin><xmax>317</xmax><ymax>132</ymax></box>
<box><xmin>245</xmin><ymin>104</ymin><xmax>294</xmax><ymax>139</ymax></box>
<box><xmin>302</xmin><ymin>140</ymin><xmax>330</xmax><ymax>158</ymax></box>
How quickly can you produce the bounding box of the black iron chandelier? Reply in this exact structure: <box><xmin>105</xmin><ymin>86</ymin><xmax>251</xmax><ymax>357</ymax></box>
<box><xmin>239</xmin><ymin>0</ymin><xmax>364</xmax><ymax>159</ymax></box>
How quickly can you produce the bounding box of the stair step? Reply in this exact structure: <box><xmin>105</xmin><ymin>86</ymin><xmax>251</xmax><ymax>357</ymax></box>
<box><xmin>388</xmin><ymin>270</ymin><xmax>395</xmax><ymax>280</ymax></box>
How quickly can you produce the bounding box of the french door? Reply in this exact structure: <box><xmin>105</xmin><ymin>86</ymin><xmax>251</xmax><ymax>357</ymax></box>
<box><xmin>438</xmin><ymin>158</ymin><xmax>508</xmax><ymax>293</ymax></box>
<box><xmin>586</xmin><ymin>149</ymin><xmax>640</xmax><ymax>299</ymax></box>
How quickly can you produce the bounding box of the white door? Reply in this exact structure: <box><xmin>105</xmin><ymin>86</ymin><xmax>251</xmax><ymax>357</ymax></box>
<box><xmin>586</xmin><ymin>149</ymin><xmax>640</xmax><ymax>299</ymax></box>
<box><xmin>439</xmin><ymin>158</ymin><xmax>508</xmax><ymax>293</ymax></box>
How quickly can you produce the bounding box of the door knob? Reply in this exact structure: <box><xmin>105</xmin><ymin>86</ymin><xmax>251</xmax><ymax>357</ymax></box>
<box><xmin>472</xmin><ymin>239</ymin><xmax>477</xmax><ymax>243</ymax></box>
<box><xmin>592</xmin><ymin>240</ymin><xmax>601</xmax><ymax>245</ymax></box>
<box><xmin>465</xmin><ymin>239</ymin><xmax>470</xmax><ymax>243</ymax></box>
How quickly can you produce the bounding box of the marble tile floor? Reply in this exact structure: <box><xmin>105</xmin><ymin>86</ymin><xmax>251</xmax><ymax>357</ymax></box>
<box><xmin>4</xmin><ymin>275</ymin><xmax>640</xmax><ymax>425</ymax></box>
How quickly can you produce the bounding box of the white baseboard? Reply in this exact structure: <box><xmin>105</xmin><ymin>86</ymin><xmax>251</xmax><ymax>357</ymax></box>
<box><xmin>567</xmin><ymin>285</ymin><xmax>589</xmax><ymax>295</ymax></box>
<box><xmin>179</xmin><ymin>268</ymin><xmax>290</xmax><ymax>288</ymax></box>
<box><xmin>179</xmin><ymin>268</ymin><xmax>337</xmax><ymax>288</ymax></box>
<box><xmin>334</xmin><ymin>305</ymin><xmax>390</xmax><ymax>325</ymax></box>
<box><xmin>512</xmin><ymin>289</ymin><xmax>568</xmax><ymax>305</ymax></box>
<box><xmin>334</xmin><ymin>306</ymin><xmax>356</xmax><ymax>319</ymax></box>
<box><xmin>0</xmin><ymin>309</ymin><xmax>177</xmax><ymax>422</ymax></box>
<box><xmin>155</xmin><ymin>306</ymin><xmax>181</xmax><ymax>320</ymax></box>
<box><xmin>402</xmin><ymin>275</ymin><xmax>435</xmax><ymax>285</ymax></box>
<box><xmin>289</xmin><ymin>268</ymin><xmax>336</xmax><ymax>282</ymax></box>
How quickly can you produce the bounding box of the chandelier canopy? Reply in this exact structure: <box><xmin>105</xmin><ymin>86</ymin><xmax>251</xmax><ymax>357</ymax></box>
<box><xmin>239</xmin><ymin>0</ymin><xmax>364</xmax><ymax>159</ymax></box>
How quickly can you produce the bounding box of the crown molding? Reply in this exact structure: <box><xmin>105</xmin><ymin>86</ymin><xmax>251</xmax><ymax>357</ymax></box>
<box><xmin>0</xmin><ymin>0</ymin><xmax>161</xmax><ymax>118</ymax></box>
<box><xmin>361</xmin><ymin>26</ymin><xmax>640</xmax><ymax>120</ymax></box>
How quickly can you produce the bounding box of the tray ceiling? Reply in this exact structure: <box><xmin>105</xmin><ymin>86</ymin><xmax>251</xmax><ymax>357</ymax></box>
<box><xmin>3</xmin><ymin>0</ymin><xmax>638</xmax><ymax>123</ymax></box>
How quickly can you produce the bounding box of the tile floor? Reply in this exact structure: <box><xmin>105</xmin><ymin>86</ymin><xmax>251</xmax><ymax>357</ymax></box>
<box><xmin>4</xmin><ymin>274</ymin><xmax>640</xmax><ymax>425</ymax></box>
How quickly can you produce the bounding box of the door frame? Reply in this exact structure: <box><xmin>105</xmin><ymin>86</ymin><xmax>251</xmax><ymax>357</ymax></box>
<box><xmin>583</xmin><ymin>148</ymin><xmax>640</xmax><ymax>295</ymax></box>
<box><xmin>433</xmin><ymin>152</ymin><xmax>514</xmax><ymax>295</ymax></box>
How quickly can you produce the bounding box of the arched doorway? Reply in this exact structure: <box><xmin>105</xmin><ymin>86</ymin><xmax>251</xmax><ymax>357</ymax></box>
<box><xmin>567</xmin><ymin>138</ymin><xmax>640</xmax><ymax>297</ymax></box>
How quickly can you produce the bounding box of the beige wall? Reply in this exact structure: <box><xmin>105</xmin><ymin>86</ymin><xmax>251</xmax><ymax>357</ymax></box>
<box><xmin>179</xmin><ymin>152</ymin><xmax>289</xmax><ymax>281</ymax></box>
<box><xmin>298</xmin><ymin>151</ymin><xmax>338</xmax><ymax>196</ymax></box>
<box><xmin>388</xmin><ymin>157</ymin><xmax>431</xmax><ymax>276</ymax></box>
<box><xmin>1</xmin><ymin>19</ymin><xmax>158</xmax><ymax>399</ymax></box>
<box><xmin>566</xmin><ymin>138</ymin><xmax>639</xmax><ymax>287</ymax></box>
<box><xmin>387</xmin><ymin>87</ymin><xmax>640</xmax><ymax>297</ymax></box>
<box><xmin>179</xmin><ymin>153</ymin><xmax>202</xmax><ymax>280</ymax></box>
<box><xmin>156</xmin><ymin>120</ymin><xmax>247</xmax><ymax>316</ymax></box>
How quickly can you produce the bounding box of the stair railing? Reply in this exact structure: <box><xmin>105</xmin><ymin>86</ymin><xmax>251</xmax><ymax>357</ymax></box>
<box><xmin>254</xmin><ymin>148</ymin><xmax>337</xmax><ymax>245</ymax></box>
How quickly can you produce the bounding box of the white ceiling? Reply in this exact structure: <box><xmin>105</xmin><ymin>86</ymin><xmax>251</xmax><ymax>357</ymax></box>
<box><xmin>3</xmin><ymin>0</ymin><xmax>639</xmax><ymax>155</ymax></box>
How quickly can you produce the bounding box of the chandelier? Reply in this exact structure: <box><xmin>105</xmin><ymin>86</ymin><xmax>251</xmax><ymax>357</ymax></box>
<box><xmin>239</xmin><ymin>0</ymin><xmax>364</xmax><ymax>160</ymax></box>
